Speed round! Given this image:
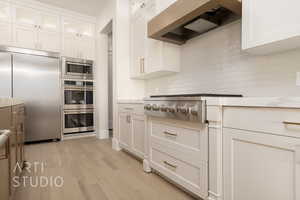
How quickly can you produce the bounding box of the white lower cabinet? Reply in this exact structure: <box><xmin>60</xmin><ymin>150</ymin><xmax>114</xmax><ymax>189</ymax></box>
<box><xmin>119</xmin><ymin>112</ymin><xmax>132</xmax><ymax>148</ymax></box>
<box><xmin>131</xmin><ymin>114</ymin><xmax>146</xmax><ymax>158</ymax></box>
<box><xmin>118</xmin><ymin>104</ymin><xmax>146</xmax><ymax>159</ymax></box>
<box><xmin>223</xmin><ymin>128</ymin><xmax>300</xmax><ymax>200</ymax></box>
<box><xmin>148</xmin><ymin>119</ymin><xmax>208</xmax><ymax>198</ymax></box>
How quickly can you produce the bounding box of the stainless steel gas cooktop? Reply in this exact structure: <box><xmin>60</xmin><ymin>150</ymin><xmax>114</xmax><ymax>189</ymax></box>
<box><xmin>144</xmin><ymin>93</ymin><xmax>242</xmax><ymax>123</ymax></box>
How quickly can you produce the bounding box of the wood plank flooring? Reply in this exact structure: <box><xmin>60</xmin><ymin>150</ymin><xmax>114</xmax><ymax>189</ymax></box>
<box><xmin>14</xmin><ymin>137</ymin><xmax>196</xmax><ymax>200</ymax></box>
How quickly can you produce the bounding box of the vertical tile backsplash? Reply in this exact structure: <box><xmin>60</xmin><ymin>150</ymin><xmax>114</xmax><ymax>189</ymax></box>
<box><xmin>146</xmin><ymin>22</ymin><xmax>300</xmax><ymax>97</ymax></box>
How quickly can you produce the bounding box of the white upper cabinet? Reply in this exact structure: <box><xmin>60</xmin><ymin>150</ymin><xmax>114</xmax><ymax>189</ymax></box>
<box><xmin>0</xmin><ymin>2</ymin><xmax>12</xmax><ymax>46</ymax></box>
<box><xmin>13</xmin><ymin>6</ymin><xmax>60</xmax><ymax>52</ymax></box>
<box><xmin>63</xmin><ymin>18</ymin><xmax>95</xmax><ymax>60</ymax></box>
<box><xmin>130</xmin><ymin>0</ymin><xmax>180</xmax><ymax>80</ymax></box>
<box><xmin>242</xmin><ymin>0</ymin><xmax>300</xmax><ymax>54</ymax></box>
<box><xmin>39</xmin><ymin>13</ymin><xmax>60</xmax><ymax>33</ymax></box>
<box><xmin>0</xmin><ymin>2</ymin><xmax>11</xmax><ymax>23</ymax></box>
<box><xmin>0</xmin><ymin>1</ymin><xmax>96</xmax><ymax>57</ymax></box>
<box><xmin>14</xmin><ymin>25</ymin><xmax>38</xmax><ymax>49</ymax></box>
<box><xmin>14</xmin><ymin>6</ymin><xmax>40</xmax><ymax>28</ymax></box>
<box><xmin>0</xmin><ymin>22</ymin><xmax>12</xmax><ymax>46</ymax></box>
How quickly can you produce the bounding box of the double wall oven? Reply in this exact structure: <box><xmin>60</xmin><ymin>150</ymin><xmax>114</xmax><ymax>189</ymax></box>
<box><xmin>62</xmin><ymin>57</ymin><xmax>95</xmax><ymax>135</ymax></box>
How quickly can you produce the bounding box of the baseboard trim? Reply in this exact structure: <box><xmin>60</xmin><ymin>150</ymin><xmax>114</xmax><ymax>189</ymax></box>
<box><xmin>112</xmin><ymin>137</ymin><xmax>121</xmax><ymax>151</ymax></box>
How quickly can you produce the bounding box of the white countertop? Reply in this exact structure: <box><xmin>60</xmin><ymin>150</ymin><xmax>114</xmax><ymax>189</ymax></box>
<box><xmin>117</xmin><ymin>97</ymin><xmax>300</xmax><ymax>108</ymax></box>
<box><xmin>117</xmin><ymin>99</ymin><xmax>144</xmax><ymax>104</ymax></box>
<box><xmin>0</xmin><ymin>98</ymin><xmax>24</xmax><ymax>108</ymax></box>
<box><xmin>204</xmin><ymin>97</ymin><xmax>300</xmax><ymax>108</ymax></box>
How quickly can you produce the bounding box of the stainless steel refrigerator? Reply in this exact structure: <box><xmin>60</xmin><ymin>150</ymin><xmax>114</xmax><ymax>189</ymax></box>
<box><xmin>0</xmin><ymin>46</ymin><xmax>61</xmax><ymax>142</ymax></box>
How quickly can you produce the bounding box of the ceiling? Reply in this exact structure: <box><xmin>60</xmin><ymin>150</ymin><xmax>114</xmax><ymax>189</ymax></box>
<box><xmin>35</xmin><ymin>0</ymin><xmax>106</xmax><ymax>16</ymax></box>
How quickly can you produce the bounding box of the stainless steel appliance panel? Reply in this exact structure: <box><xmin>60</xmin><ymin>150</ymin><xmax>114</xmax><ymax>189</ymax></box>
<box><xmin>0</xmin><ymin>53</ymin><xmax>12</xmax><ymax>98</ymax></box>
<box><xmin>62</xmin><ymin>57</ymin><xmax>93</xmax><ymax>80</ymax></box>
<box><xmin>63</xmin><ymin>109</ymin><xmax>95</xmax><ymax>134</ymax></box>
<box><xmin>13</xmin><ymin>54</ymin><xmax>61</xmax><ymax>142</ymax></box>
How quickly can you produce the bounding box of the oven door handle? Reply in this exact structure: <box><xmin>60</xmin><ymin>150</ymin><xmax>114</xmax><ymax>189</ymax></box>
<box><xmin>64</xmin><ymin>110</ymin><xmax>94</xmax><ymax>115</ymax></box>
<box><xmin>66</xmin><ymin>62</ymin><xmax>93</xmax><ymax>67</ymax></box>
<box><xmin>64</xmin><ymin>87</ymin><xmax>94</xmax><ymax>91</ymax></box>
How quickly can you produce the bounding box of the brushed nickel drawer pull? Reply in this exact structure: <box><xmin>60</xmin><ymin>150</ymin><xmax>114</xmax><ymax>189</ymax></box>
<box><xmin>163</xmin><ymin>161</ymin><xmax>177</xmax><ymax>169</ymax></box>
<box><xmin>283</xmin><ymin>121</ymin><xmax>300</xmax><ymax>126</ymax></box>
<box><xmin>163</xmin><ymin>131</ymin><xmax>177</xmax><ymax>137</ymax></box>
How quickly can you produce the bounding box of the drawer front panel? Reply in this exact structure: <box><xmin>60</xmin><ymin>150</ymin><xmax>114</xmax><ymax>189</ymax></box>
<box><xmin>118</xmin><ymin>103</ymin><xmax>144</xmax><ymax>115</ymax></box>
<box><xmin>224</xmin><ymin>107</ymin><xmax>300</xmax><ymax>138</ymax></box>
<box><xmin>152</xmin><ymin>148</ymin><xmax>200</xmax><ymax>187</ymax></box>
<box><xmin>150</xmin><ymin>147</ymin><xmax>208</xmax><ymax>198</ymax></box>
<box><xmin>151</xmin><ymin>121</ymin><xmax>201</xmax><ymax>150</ymax></box>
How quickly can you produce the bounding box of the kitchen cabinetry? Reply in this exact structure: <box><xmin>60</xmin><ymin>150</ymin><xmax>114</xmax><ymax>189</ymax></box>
<box><xmin>0</xmin><ymin>1</ymin><xmax>96</xmax><ymax>59</ymax></box>
<box><xmin>14</xmin><ymin>6</ymin><xmax>60</xmax><ymax>52</ymax></box>
<box><xmin>242</xmin><ymin>0</ymin><xmax>300</xmax><ymax>54</ymax></box>
<box><xmin>0</xmin><ymin>2</ymin><xmax>12</xmax><ymax>46</ymax></box>
<box><xmin>0</xmin><ymin>103</ymin><xmax>25</xmax><ymax>199</ymax></box>
<box><xmin>148</xmin><ymin>119</ymin><xmax>208</xmax><ymax>198</ymax></box>
<box><xmin>223</xmin><ymin>106</ymin><xmax>300</xmax><ymax>200</ymax></box>
<box><xmin>63</xmin><ymin>19</ymin><xmax>95</xmax><ymax>60</ymax></box>
<box><xmin>130</xmin><ymin>0</ymin><xmax>180</xmax><ymax>80</ymax></box>
<box><xmin>223</xmin><ymin>128</ymin><xmax>300</xmax><ymax>200</ymax></box>
<box><xmin>118</xmin><ymin>103</ymin><xmax>146</xmax><ymax>159</ymax></box>
<box><xmin>0</xmin><ymin>109</ymin><xmax>10</xmax><ymax>200</ymax></box>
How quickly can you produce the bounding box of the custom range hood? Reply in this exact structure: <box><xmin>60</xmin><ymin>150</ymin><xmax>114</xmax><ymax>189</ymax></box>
<box><xmin>148</xmin><ymin>0</ymin><xmax>242</xmax><ymax>45</ymax></box>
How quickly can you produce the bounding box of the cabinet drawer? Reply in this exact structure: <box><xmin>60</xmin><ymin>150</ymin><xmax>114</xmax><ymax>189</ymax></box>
<box><xmin>150</xmin><ymin>147</ymin><xmax>208</xmax><ymax>197</ymax></box>
<box><xmin>152</xmin><ymin>148</ymin><xmax>200</xmax><ymax>186</ymax></box>
<box><xmin>151</xmin><ymin>121</ymin><xmax>201</xmax><ymax>150</ymax></box>
<box><xmin>224</xmin><ymin>107</ymin><xmax>300</xmax><ymax>138</ymax></box>
<box><xmin>118</xmin><ymin>103</ymin><xmax>144</xmax><ymax>115</ymax></box>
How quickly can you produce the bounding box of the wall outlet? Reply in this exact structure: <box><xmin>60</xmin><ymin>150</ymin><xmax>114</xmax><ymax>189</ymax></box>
<box><xmin>297</xmin><ymin>72</ymin><xmax>300</xmax><ymax>86</ymax></box>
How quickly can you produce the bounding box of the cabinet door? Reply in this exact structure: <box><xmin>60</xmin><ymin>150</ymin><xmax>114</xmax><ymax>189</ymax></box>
<box><xmin>15</xmin><ymin>25</ymin><xmax>37</xmax><ymax>49</ymax></box>
<box><xmin>0</xmin><ymin>22</ymin><xmax>12</xmax><ymax>46</ymax></box>
<box><xmin>63</xmin><ymin>34</ymin><xmax>78</xmax><ymax>58</ymax></box>
<box><xmin>130</xmin><ymin>13</ymin><xmax>146</xmax><ymax>77</ymax></box>
<box><xmin>38</xmin><ymin>30</ymin><xmax>60</xmax><ymax>52</ymax></box>
<box><xmin>79</xmin><ymin>36</ymin><xmax>95</xmax><ymax>60</ymax></box>
<box><xmin>242</xmin><ymin>0</ymin><xmax>300</xmax><ymax>52</ymax></box>
<box><xmin>118</xmin><ymin>113</ymin><xmax>131</xmax><ymax>148</ymax></box>
<box><xmin>0</xmin><ymin>2</ymin><xmax>11</xmax><ymax>23</ymax></box>
<box><xmin>0</xmin><ymin>149</ymin><xmax>9</xmax><ymax>200</ymax></box>
<box><xmin>131</xmin><ymin>114</ymin><xmax>145</xmax><ymax>158</ymax></box>
<box><xmin>14</xmin><ymin>6</ymin><xmax>40</xmax><ymax>28</ymax></box>
<box><xmin>223</xmin><ymin>128</ymin><xmax>300</xmax><ymax>200</ymax></box>
<box><xmin>78</xmin><ymin>22</ymin><xmax>95</xmax><ymax>38</ymax></box>
<box><xmin>40</xmin><ymin>13</ymin><xmax>59</xmax><ymax>33</ymax></box>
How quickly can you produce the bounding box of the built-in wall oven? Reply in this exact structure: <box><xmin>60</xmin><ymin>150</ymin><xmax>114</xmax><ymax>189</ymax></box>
<box><xmin>62</xmin><ymin>57</ymin><xmax>93</xmax><ymax>80</ymax></box>
<box><xmin>64</xmin><ymin>80</ymin><xmax>94</xmax><ymax>110</ymax></box>
<box><xmin>63</xmin><ymin>109</ymin><xmax>95</xmax><ymax>134</ymax></box>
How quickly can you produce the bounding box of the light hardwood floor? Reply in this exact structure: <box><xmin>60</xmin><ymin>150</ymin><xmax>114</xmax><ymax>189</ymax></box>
<box><xmin>14</xmin><ymin>137</ymin><xmax>196</xmax><ymax>200</ymax></box>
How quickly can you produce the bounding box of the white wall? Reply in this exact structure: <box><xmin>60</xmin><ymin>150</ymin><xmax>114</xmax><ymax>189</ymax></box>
<box><xmin>146</xmin><ymin>22</ymin><xmax>300</xmax><ymax>97</ymax></box>
<box><xmin>95</xmin><ymin>0</ymin><xmax>145</xmax><ymax>139</ymax></box>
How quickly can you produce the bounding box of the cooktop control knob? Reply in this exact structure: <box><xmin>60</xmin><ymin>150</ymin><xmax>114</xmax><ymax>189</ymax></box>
<box><xmin>144</xmin><ymin>104</ymin><xmax>152</xmax><ymax>110</ymax></box>
<box><xmin>160</xmin><ymin>105</ymin><xmax>168</xmax><ymax>112</ymax></box>
<box><xmin>152</xmin><ymin>104</ymin><xmax>160</xmax><ymax>111</ymax></box>
<box><xmin>167</xmin><ymin>106</ymin><xmax>176</xmax><ymax>113</ymax></box>
<box><xmin>177</xmin><ymin>106</ymin><xmax>189</xmax><ymax>115</ymax></box>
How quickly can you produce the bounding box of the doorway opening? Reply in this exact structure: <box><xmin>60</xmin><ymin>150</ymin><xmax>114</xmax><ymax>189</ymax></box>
<box><xmin>108</xmin><ymin>31</ymin><xmax>113</xmax><ymax>138</ymax></box>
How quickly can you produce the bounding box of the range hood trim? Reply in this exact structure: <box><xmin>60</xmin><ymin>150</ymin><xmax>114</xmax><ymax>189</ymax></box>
<box><xmin>148</xmin><ymin>0</ymin><xmax>242</xmax><ymax>45</ymax></box>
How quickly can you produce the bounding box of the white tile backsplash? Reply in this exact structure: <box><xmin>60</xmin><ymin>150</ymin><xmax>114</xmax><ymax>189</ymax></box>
<box><xmin>146</xmin><ymin>22</ymin><xmax>300</xmax><ymax>97</ymax></box>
